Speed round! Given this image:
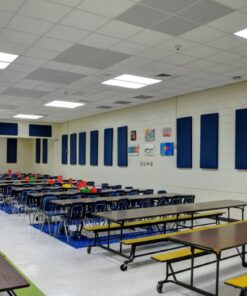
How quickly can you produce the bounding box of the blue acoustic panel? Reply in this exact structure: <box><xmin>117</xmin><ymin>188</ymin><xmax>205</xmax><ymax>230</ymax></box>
<box><xmin>0</xmin><ymin>122</ymin><xmax>18</xmax><ymax>136</ymax></box>
<box><xmin>79</xmin><ymin>132</ymin><xmax>86</xmax><ymax>165</ymax></box>
<box><xmin>104</xmin><ymin>128</ymin><xmax>113</xmax><ymax>166</ymax></box>
<box><xmin>117</xmin><ymin>126</ymin><xmax>128</xmax><ymax>167</ymax></box>
<box><xmin>90</xmin><ymin>130</ymin><xmax>98</xmax><ymax>166</ymax></box>
<box><xmin>177</xmin><ymin>117</ymin><xmax>192</xmax><ymax>168</ymax></box>
<box><xmin>61</xmin><ymin>135</ymin><xmax>68</xmax><ymax>165</ymax></box>
<box><xmin>70</xmin><ymin>133</ymin><xmax>77</xmax><ymax>165</ymax></box>
<box><xmin>29</xmin><ymin>124</ymin><xmax>52</xmax><ymax>137</ymax></box>
<box><xmin>200</xmin><ymin>113</ymin><xmax>219</xmax><ymax>169</ymax></box>
<box><xmin>36</xmin><ymin>139</ymin><xmax>41</xmax><ymax>164</ymax></box>
<box><xmin>42</xmin><ymin>139</ymin><xmax>48</xmax><ymax>164</ymax></box>
<box><xmin>235</xmin><ymin>108</ymin><xmax>247</xmax><ymax>169</ymax></box>
<box><xmin>7</xmin><ymin>138</ymin><xmax>17</xmax><ymax>163</ymax></box>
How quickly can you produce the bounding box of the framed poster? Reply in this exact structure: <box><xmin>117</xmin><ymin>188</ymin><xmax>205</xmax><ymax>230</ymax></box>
<box><xmin>130</xmin><ymin>130</ymin><xmax>136</xmax><ymax>141</ymax></box>
<box><xmin>160</xmin><ymin>143</ymin><xmax>174</xmax><ymax>156</ymax></box>
<box><xmin>128</xmin><ymin>145</ymin><xmax>139</xmax><ymax>156</ymax></box>
<box><xmin>145</xmin><ymin>129</ymin><xmax>155</xmax><ymax>142</ymax></box>
<box><xmin>163</xmin><ymin>127</ymin><xmax>171</xmax><ymax>137</ymax></box>
<box><xmin>144</xmin><ymin>143</ymin><xmax>155</xmax><ymax>156</ymax></box>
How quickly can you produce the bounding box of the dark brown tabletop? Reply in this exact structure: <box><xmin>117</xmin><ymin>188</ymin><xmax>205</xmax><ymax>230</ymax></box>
<box><xmin>28</xmin><ymin>190</ymin><xmax>80</xmax><ymax>198</ymax></box>
<box><xmin>0</xmin><ymin>256</ymin><xmax>29</xmax><ymax>292</ymax></box>
<box><xmin>50</xmin><ymin>193</ymin><xmax>187</xmax><ymax>207</ymax></box>
<box><xmin>167</xmin><ymin>221</ymin><xmax>247</xmax><ymax>252</ymax></box>
<box><xmin>94</xmin><ymin>200</ymin><xmax>247</xmax><ymax>223</ymax></box>
<box><xmin>12</xmin><ymin>186</ymin><xmax>62</xmax><ymax>192</ymax></box>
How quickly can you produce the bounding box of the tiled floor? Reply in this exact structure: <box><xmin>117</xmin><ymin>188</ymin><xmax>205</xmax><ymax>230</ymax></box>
<box><xmin>0</xmin><ymin>212</ymin><xmax>242</xmax><ymax>296</ymax></box>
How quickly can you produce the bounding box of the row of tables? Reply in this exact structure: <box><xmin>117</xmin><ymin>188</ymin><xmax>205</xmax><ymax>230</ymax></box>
<box><xmin>91</xmin><ymin>199</ymin><xmax>247</xmax><ymax>296</ymax></box>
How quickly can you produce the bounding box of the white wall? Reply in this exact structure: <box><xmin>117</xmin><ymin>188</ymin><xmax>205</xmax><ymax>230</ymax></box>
<box><xmin>0</xmin><ymin>138</ymin><xmax>33</xmax><ymax>173</ymax></box>
<box><xmin>53</xmin><ymin>81</ymin><xmax>247</xmax><ymax>207</ymax></box>
<box><xmin>31</xmin><ymin>139</ymin><xmax>57</xmax><ymax>176</ymax></box>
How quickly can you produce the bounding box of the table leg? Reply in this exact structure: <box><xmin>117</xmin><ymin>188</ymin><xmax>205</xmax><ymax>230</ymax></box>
<box><xmin>215</xmin><ymin>252</ymin><xmax>221</xmax><ymax>296</ymax></box>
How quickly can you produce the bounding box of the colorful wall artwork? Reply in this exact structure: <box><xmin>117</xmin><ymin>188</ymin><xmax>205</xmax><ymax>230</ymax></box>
<box><xmin>145</xmin><ymin>129</ymin><xmax>155</xmax><ymax>142</ymax></box>
<box><xmin>128</xmin><ymin>145</ymin><xmax>139</xmax><ymax>156</ymax></box>
<box><xmin>160</xmin><ymin>143</ymin><xmax>174</xmax><ymax>156</ymax></box>
<box><xmin>163</xmin><ymin>127</ymin><xmax>171</xmax><ymax>137</ymax></box>
<box><xmin>144</xmin><ymin>143</ymin><xmax>155</xmax><ymax>156</ymax></box>
<box><xmin>130</xmin><ymin>130</ymin><xmax>136</xmax><ymax>141</ymax></box>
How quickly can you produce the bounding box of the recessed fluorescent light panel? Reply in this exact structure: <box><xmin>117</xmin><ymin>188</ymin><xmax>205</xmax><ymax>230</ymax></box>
<box><xmin>234</xmin><ymin>28</ymin><xmax>247</xmax><ymax>39</ymax></box>
<box><xmin>102</xmin><ymin>79</ymin><xmax>145</xmax><ymax>89</ymax></box>
<box><xmin>14</xmin><ymin>114</ymin><xmax>44</xmax><ymax>119</ymax></box>
<box><xmin>102</xmin><ymin>74</ymin><xmax>162</xmax><ymax>89</ymax></box>
<box><xmin>45</xmin><ymin>100</ymin><xmax>85</xmax><ymax>109</ymax></box>
<box><xmin>0</xmin><ymin>52</ymin><xmax>18</xmax><ymax>70</ymax></box>
<box><xmin>0</xmin><ymin>62</ymin><xmax>10</xmax><ymax>69</ymax></box>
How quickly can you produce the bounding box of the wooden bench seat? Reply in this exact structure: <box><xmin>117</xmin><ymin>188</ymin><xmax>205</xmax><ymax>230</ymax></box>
<box><xmin>84</xmin><ymin>210</ymin><xmax>225</xmax><ymax>233</ymax></box>
<box><xmin>225</xmin><ymin>274</ymin><xmax>247</xmax><ymax>290</ymax></box>
<box><xmin>151</xmin><ymin>248</ymin><xmax>205</xmax><ymax>263</ymax></box>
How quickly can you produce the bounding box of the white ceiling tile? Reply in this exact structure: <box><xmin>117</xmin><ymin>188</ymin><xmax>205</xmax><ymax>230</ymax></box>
<box><xmin>15</xmin><ymin>56</ymin><xmax>47</xmax><ymax>67</ymax></box>
<box><xmin>229</xmin><ymin>45</ymin><xmax>247</xmax><ymax>57</ymax></box>
<box><xmin>97</xmin><ymin>20</ymin><xmax>142</xmax><ymax>39</ymax></box>
<box><xmin>206</xmin><ymin>64</ymin><xmax>235</xmax><ymax>74</ymax></box>
<box><xmin>7</xmin><ymin>63</ymin><xmax>38</xmax><ymax>73</ymax></box>
<box><xmin>141</xmin><ymin>60</ymin><xmax>176</xmax><ymax>73</ymax></box>
<box><xmin>24</xmin><ymin>47</ymin><xmax>59</xmax><ymax>60</ymax></box>
<box><xmin>34</xmin><ymin>37</ymin><xmax>73</xmax><ymax>52</ymax></box>
<box><xmin>206</xmin><ymin>51</ymin><xmax>242</xmax><ymax>63</ymax></box>
<box><xmin>120</xmin><ymin>56</ymin><xmax>155</xmax><ymax>67</ymax></box>
<box><xmin>226</xmin><ymin>57</ymin><xmax>247</xmax><ymax>68</ymax></box>
<box><xmin>79</xmin><ymin>33</ymin><xmax>121</xmax><ymax>49</ymax></box>
<box><xmin>164</xmin><ymin>54</ymin><xmax>198</xmax><ymax>66</ymax></box>
<box><xmin>181</xmin><ymin>26</ymin><xmax>226</xmax><ymax>43</ymax></box>
<box><xmin>61</xmin><ymin>9</ymin><xmax>109</xmax><ymax>32</ymax></box>
<box><xmin>68</xmin><ymin>66</ymin><xmax>99</xmax><ymax>75</ymax></box>
<box><xmin>158</xmin><ymin>37</ymin><xmax>199</xmax><ymax>52</ymax></box>
<box><xmin>78</xmin><ymin>0</ymin><xmax>135</xmax><ymax>18</ymax></box>
<box><xmin>0</xmin><ymin>11</ymin><xmax>14</xmax><ymax>27</ymax></box>
<box><xmin>0</xmin><ymin>0</ymin><xmax>25</xmax><ymax>12</ymax></box>
<box><xmin>48</xmin><ymin>0</ymin><xmax>82</xmax><ymax>7</ymax></box>
<box><xmin>208</xmin><ymin>34</ymin><xmax>247</xmax><ymax>50</ymax></box>
<box><xmin>0</xmin><ymin>41</ymin><xmax>28</xmax><ymax>55</ymax></box>
<box><xmin>129</xmin><ymin>29</ymin><xmax>172</xmax><ymax>46</ymax></box>
<box><xmin>46</xmin><ymin>25</ymin><xmax>89</xmax><ymax>43</ymax></box>
<box><xmin>43</xmin><ymin>61</ymin><xmax>73</xmax><ymax>71</ymax></box>
<box><xmin>110</xmin><ymin>40</ymin><xmax>148</xmax><ymax>55</ymax></box>
<box><xmin>8</xmin><ymin>15</ymin><xmax>53</xmax><ymax>35</ymax></box>
<box><xmin>19</xmin><ymin>0</ymin><xmax>70</xmax><ymax>22</ymax></box>
<box><xmin>208</xmin><ymin>12</ymin><xmax>247</xmax><ymax>33</ymax></box>
<box><xmin>138</xmin><ymin>47</ymin><xmax>173</xmax><ymax>59</ymax></box>
<box><xmin>185</xmin><ymin>59</ymin><xmax>216</xmax><ymax>70</ymax></box>
<box><xmin>0</xmin><ymin>29</ymin><xmax>39</xmax><ymax>46</ymax></box>
<box><xmin>183</xmin><ymin>45</ymin><xmax>219</xmax><ymax>58</ymax></box>
<box><xmin>214</xmin><ymin>0</ymin><xmax>247</xmax><ymax>9</ymax></box>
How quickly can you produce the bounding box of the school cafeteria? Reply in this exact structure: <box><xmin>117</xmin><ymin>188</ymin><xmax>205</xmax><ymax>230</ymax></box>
<box><xmin>0</xmin><ymin>0</ymin><xmax>247</xmax><ymax>295</ymax></box>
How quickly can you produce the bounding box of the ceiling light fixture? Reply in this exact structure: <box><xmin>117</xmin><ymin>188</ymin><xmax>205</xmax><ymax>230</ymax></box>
<box><xmin>102</xmin><ymin>74</ymin><xmax>162</xmax><ymax>89</ymax></box>
<box><xmin>102</xmin><ymin>79</ymin><xmax>145</xmax><ymax>89</ymax></box>
<box><xmin>14</xmin><ymin>114</ymin><xmax>44</xmax><ymax>120</ymax></box>
<box><xmin>0</xmin><ymin>52</ymin><xmax>18</xmax><ymax>63</ymax></box>
<box><xmin>45</xmin><ymin>100</ymin><xmax>85</xmax><ymax>109</ymax></box>
<box><xmin>234</xmin><ymin>28</ymin><xmax>247</xmax><ymax>39</ymax></box>
<box><xmin>0</xmin><ymin>62</ymin><xmax>10</xmax><ymax>69</ymax></box>
<box><xmin>0</xmin><ymin>52</ymin><xmax>18</xmax><ymax>70</ymax></box>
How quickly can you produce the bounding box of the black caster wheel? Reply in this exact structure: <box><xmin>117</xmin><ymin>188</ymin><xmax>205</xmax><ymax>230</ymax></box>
<box><xmin>87</xmin><ymin>247</ymin><xmax>91</xmax><ymax>254</ymax></box>
<box><xmin>156</xmin><ymin>282</ymin><xmax>163</xmax><ymax>294</ymax></box>
<box><xmin>120</xmin><ymin>264</ymin><xmax>128</xmax><ymax>271</ymax></box>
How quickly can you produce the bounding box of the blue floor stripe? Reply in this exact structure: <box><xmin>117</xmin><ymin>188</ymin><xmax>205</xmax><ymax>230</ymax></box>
<box><xmin>31</xmin><ymin>223</ymin><xmax>159</xmax><ymax>249</ymax></box>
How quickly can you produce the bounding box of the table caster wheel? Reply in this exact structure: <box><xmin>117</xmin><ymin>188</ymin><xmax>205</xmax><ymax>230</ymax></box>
<box><xmin>87</xmin><ymin>246</ymin><xmax>91</xmax><ymax>254</ymax></box>
<box><xmin>156</xmin><ymin>282</ymin><xmax>163</xmax><ymax>294</ymax></box>
<box><xmin>120</xmin><ymin>264</ymin><xmax>127</xmax><ymax>271</ymax></box>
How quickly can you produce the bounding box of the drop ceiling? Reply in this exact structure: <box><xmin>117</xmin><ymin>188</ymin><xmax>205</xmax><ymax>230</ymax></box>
<box><xmin>0</xmin><ymin>0</ymin><xmax>246</xmax><ymax>122</ymax></box>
